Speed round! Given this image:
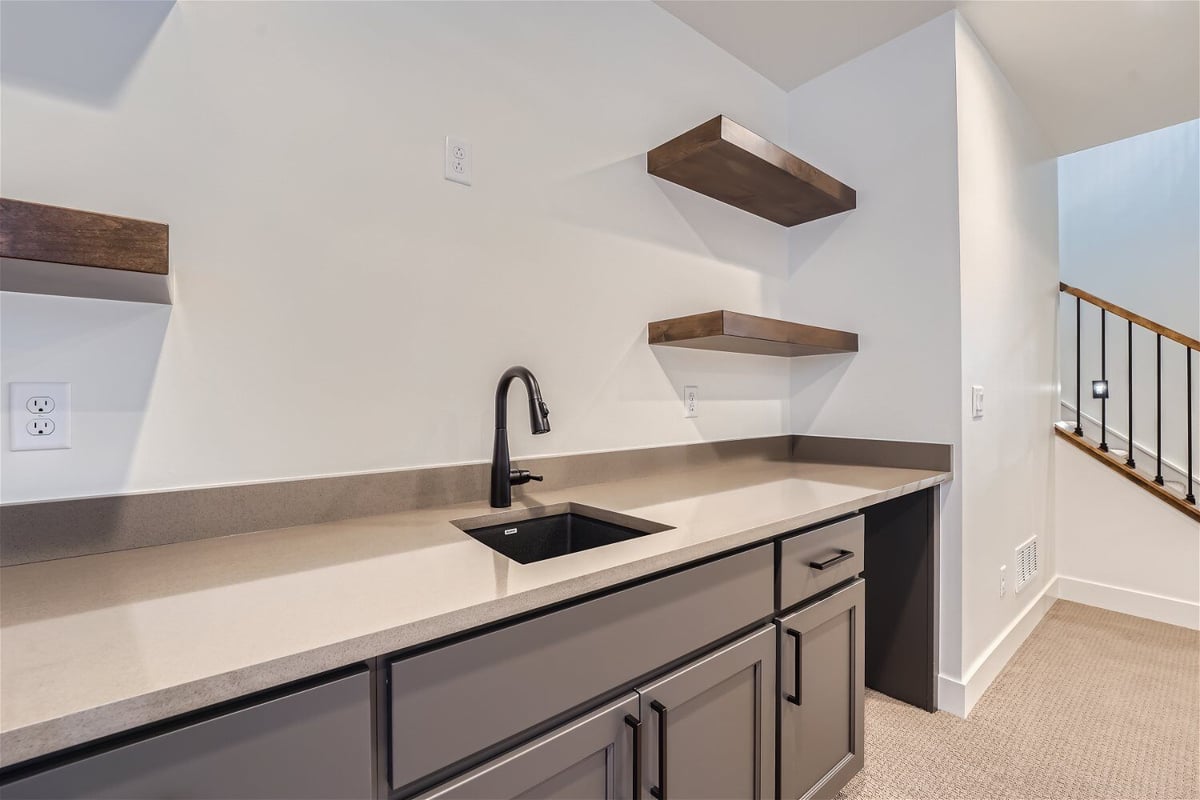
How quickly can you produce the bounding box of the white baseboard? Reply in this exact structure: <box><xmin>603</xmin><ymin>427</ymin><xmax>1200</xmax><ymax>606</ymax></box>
<box><xmin>938</xmin><ymin>578</ymin><xmax>1058</xmax><ymax>718</ymax></box>
<box><xmin>1056</xmin><ymin>575</ymin><xmax>1200</xmax><ymax>630</ymax></box>
<box><xmin>938</xmin><ymin>576</ymin><xmax>1199</xmax><ymax>719</ymax></box>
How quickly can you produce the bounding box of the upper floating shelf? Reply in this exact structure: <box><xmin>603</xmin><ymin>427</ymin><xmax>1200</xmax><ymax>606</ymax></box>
<box><xmin>0</xmin><ymin>198</ymin><xmax>171</xmax><ymax>304</ymax></box>
<box><xmin>648</xmin><ymin>310</ymin><xmax>858</xmax><ymax>357</ymax></box>
<box><xmin>647</xmin><ymin>116</ymin><xmax>856</xmax><ymax>227</ymax></box>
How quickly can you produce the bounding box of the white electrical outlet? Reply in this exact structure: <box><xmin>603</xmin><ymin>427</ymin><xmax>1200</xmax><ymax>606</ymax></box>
<box><xmin>999</xmin><ymin>565</ymin><xmax>1006</xmax><ymax>597</ymax></box>
<box><xmin>10</xmin><ymin>382</ymin><xmax>71</xmax><ymax>451</ymax></box>
<box><xmin>444</xmin><ymin>137</ymin><xmax>472</xmax><ymax>186</ymax></box>
<box><xmin>27</xmin><ymin>396</ymin><xmax>55</xmax><ymax>414</ymax></box>
<box><xmin>684</xmin><ymin>385</ymin><xmax>698</xmax><ymax>418</ymax></box>
<box><xmin>27</xmin><ymin>419</ymin><xmax>56</xmax><ymax>436</ymax></box>
<box><xmin>971</xmin><ymin>385</ymin><xmax>984</xmax><ymax>419</ymax></box>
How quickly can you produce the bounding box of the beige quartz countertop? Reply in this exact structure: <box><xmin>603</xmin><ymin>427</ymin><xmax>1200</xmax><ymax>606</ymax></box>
<box><xmin>0</xmin><ymin>458</ymin><xmax>949</xmax><ymax>767</ymax></box>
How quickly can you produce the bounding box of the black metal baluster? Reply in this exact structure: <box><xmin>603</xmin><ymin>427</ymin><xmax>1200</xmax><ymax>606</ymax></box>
<box><xmin>1074</xmin><ymin>296</ymin><xmax>1083</xmax><ymax>436</ymax></box>
<box><xmin>1126</xmin><ymin>321</ymin><xmax>1135</xmax><ymax>467</ymax></box>
<box><xmin>1187</xmin><ymin>347</ymin><xmax>1195</xmax><ymax>505</ymax></box>
<box><xmin>1155</xmin><ymin>334</ymin><xmax>1165</xmax><ymax>486</ymax></box>
<box><xmin>1099</xmin><ymin>309</ymin><xmax>1108</xmax><ymax>452</ymax></box>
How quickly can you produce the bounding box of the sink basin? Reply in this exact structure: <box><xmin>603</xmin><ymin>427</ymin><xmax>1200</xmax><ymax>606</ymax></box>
<box><xmin>452</xmin><ymin>503</ymin><xmax>673</xmax><ymax>564</ymax></box>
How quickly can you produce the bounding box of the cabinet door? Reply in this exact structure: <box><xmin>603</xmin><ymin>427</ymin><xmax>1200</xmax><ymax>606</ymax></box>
<box><xmin>415</xmin><ymin>694</ymin><xmax>639</xmax><ymax>800</ymax></box>
<box><xmin>1</xmin><ymin>671</ymin><xmax>373</xmax><ymax>800</ymax></box>
<box><xmin>777</xmin><ymin>579</ymin><xmax>864</xmax><ymax>800</ymax></box>
<box><xmin>636</xmin><ymin>626</ymin><xmax>775</xmax><ymax>800</ymax></box>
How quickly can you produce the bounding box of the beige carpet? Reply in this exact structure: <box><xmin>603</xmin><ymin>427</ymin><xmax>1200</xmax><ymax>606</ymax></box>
<box><xmin>838</xmin><ymin>600</ymin><xmax>1200</xmax><ymax>800</ymax></box>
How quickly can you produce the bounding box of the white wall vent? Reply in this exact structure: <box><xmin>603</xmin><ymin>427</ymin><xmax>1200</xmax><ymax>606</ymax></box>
<box><xmin>1015</xmin><ymin>536</ymin><xmax>1039</xmax><ymax>593</ymax></box>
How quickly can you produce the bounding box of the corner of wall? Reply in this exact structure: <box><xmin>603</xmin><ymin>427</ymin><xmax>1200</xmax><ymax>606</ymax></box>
<box><xmin>939</xmin><ymin>578</ymin><xmax>1059</xmax><ymax>717</ymax></box>
<box><xmin>950</xmin><ymin>7</ymin><xmax>1061</xmax><ymax>704</ymax></box>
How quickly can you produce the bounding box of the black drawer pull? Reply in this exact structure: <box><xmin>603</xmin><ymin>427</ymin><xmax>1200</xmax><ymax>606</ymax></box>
<box><xmin>650</xmin><ymin>700</ymin><xmax>668</xmax><ymax>800</ymax></box>
<box><xmin>785</xmin><ymin>629</ymin><xmax>802</xmax><ymax>706</ymax></box>
<box><xmin>809</xmin><ymin>549</ymin><xmax>854</xmax><ymax>571</ymax></box>
<box><xmin>624</xmin><ymin>714</ymin><xmax>642</xmax><ymax>800</ymax></box>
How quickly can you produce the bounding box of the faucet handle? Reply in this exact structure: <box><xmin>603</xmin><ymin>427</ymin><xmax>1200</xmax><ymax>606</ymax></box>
<box><xmin>509</xmin><ymin>469</ymin><xmax>543</xmax><ymax>486</ymax></box>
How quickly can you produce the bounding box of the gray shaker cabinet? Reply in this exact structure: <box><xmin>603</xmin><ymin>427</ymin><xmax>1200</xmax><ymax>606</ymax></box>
<box><xmin>635</xmin><ymin>625</ymin><xmax>776</xmax><ymax>800</ymax></box>
<box><xmin>0</xmin><ymin>671</ymin><xmax>373</xmax><ymax>800</ymax></box>
<box><xmin>777</xmin><ymin>579</ymin><xmax>865</xmax><ymax>800</ymax></box>
<box><xmin>388</xmin><ymin>545</ymin><xmax>773</xmax><ymax>793</ymax></box>
<box><xmin>414</xmin><ymin>694</ymin><xmax>640</xmax><ymax>800</ymax></box>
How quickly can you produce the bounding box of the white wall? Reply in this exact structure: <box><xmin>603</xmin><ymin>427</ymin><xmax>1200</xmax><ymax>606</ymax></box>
<box><xmin>0</xmin><ymin>1</ymin><xmax>792</xmax><ymax>502</ymax></box>
<box><xmin>1060</xmin><ymin>120</ymin><xmax>1200</xmax><ymax>339</ymax></box>
<box><xmin>783</xmin><ymin>14</ymin><xmax>965</xmax><ymax>680</ymax></box>
<box><xmin>1056</xmin><ymin>437</ymin><xmax>1200</xmax><ymax>629</ymax></box>
<box><xmin>1053</xmin><ymin>119</ymin><xmax>1199</xmax><ymax>636</ymax></box>
<box><xmin>9</xmin><ymin>1</ymin><xmax>1136</xmax><ymax>721</ymax></box>
<box><xmin>1058</xmin><ymin>120</ymin><xmax>1200</xmax><ymax>473</ymax></box>
<box><xmin>954</xmin><ymin>15</ymin><xmax>1060</xmax><ymax>704</ymax></box>
<box><xmin>783</xmin><ymin>12</ymin><xmax>1063</xmax><ymax>713</ymax></box>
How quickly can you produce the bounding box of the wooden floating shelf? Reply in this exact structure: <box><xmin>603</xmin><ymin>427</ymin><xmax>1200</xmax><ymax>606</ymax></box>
<box><xmin>0</xmin><ymin>198</ymin><xmax>170</xmax><ymax>303</ymax></box>
<box><xmin>648</xmin><ymin>310</ymin><xmax>858</xmax><ymax>357</ymax></box>
<box><xmin>647</xmin><ymin>116</ymin><xmax>856</xmax><ymax>227</ymax></box>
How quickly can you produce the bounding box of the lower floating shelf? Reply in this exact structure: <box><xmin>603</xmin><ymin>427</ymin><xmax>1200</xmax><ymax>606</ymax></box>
<box><xmin>0</xmin><ymin>198</ymin><xmax>170</xmax><ymax>304</ymax></box>
<box><xmin>648</xmin><ymin>310</ymin><xmax>857</xmax><ymax>357</ymax></box>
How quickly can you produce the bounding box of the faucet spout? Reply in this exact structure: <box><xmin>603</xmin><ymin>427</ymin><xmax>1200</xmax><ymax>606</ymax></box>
<box><xmin>491</xmin><ymin>366</ymin><xmax>551</xmax><ymax>508</ymax></box>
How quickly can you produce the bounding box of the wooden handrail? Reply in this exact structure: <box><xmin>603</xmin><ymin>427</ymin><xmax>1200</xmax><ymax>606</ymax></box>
<box><xmin>1060</xmin><ymin>282</ymin><xmax>1199</xmax><ymax>351</ymax></box>
<box><xmin>1055</xmin><ymin>426</ymin><xmax>1200</xmax><ymax>521</ymax></box>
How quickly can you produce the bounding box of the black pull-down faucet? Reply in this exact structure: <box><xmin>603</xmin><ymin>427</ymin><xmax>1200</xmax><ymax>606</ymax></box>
<box><xmin>491</xmin><ymin>366</ymin><xmax>551</xmax><ymax>508</ymax></box>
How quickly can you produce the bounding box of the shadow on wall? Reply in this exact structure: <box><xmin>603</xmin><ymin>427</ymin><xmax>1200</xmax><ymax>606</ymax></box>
<box><xmin>0</xmin><ymin>293</ymin><xmax>170</xmax><ymax>504</ymax></box>
<box><xmin>651</xmin><ymin>342</ymin><xmax>793</xmax><ymax>437</ymax></box>
<box><xmin>789</xmin><ymin>354</ymin><xmax>856</xmax><ymax>431</ymax></box>
<box><xmin>653</xmin><ymin>179</ymin><xmax>788</xmax><ymax>278</ymax></box>
<box><xmin>789</xmin><ymin>210</ymin><xmax>852</xmax><ymax>278</ymax></box>
<box><xmin>549</xmin><ymin>152</ymin><xmax>788</xmax><ymax>279</ymax></box>
<box><xmin>0</xmin><ymin>0</ymin><xmax>174</xmax><ymax>107</ymax></box>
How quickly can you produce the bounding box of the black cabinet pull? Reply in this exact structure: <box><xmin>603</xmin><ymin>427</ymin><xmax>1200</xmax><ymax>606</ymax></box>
<box><xmin>624</xmin><ymin>714</ymin><xmax>642</xmax><ymax>800</ymax></box>
<box><xmin>649</xmin><ymin>700</ymin><xmax>668</xmax><ymax>800</ymax></box>
<box><xmin>785</xmin><ymin>629</ymin><xmax>803</xmax><ymax>706</ymax></box>
<box><xmin>809</xmin><ymin>549</ymin><xmax>853</xmax><ymax>571</ymax></box>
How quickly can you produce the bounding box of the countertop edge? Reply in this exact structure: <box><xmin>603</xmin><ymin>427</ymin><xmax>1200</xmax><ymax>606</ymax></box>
<box><xmin>0</xmin><ymin>471</ymin><xmax>948</xmax><ymax>769</ymax></box>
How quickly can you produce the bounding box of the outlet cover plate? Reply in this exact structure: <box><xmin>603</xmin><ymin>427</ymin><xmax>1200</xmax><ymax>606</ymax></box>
<box><xmin>10</xmin><ymin>382</ymin><xmax>71</xmax><ymax>451</ymax></box>
<box><xmin>444</xmin><ymin>137</ymin><xmax>472</xmax><ymax>186</ymax></box>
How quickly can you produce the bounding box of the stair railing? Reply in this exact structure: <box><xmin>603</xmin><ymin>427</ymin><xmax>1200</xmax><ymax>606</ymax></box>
<box><xmin>1060</xmin><ymin>282</ymin><xmax>1198</xmax><ymax>507</ymax></box>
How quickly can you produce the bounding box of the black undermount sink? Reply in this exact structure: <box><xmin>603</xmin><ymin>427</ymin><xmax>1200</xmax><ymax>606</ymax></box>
<box><xmin>453</xmin><ymin>504</ymin><xmax>673</xmax><ymax>565</ymax></box>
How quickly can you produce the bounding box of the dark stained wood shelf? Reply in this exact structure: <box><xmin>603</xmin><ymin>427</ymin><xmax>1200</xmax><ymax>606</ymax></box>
<box><xmin>647</xmin><ymin>116</ymin><xmax>856</xmax><ymax>227</ymax></box>
<box><xmin>648</xmin><ymin>310</ymin><xmax>858</xmax><ymax>357</ymax></box>
<box><xmin>0</xmin><ymin>198</ymin><xmax>170</xmax><ymax>303</ymax></box>
<box><xmin>0</xmin><ymin>198</ymin><xmax>168</xmax><ymax>273</ymax></box>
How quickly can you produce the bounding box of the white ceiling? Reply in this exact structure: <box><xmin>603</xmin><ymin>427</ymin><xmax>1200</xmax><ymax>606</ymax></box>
<box><xmin>656</xmin><ymin>0</ymin><xmax>1200</xmax><ymax>155</ymax></box>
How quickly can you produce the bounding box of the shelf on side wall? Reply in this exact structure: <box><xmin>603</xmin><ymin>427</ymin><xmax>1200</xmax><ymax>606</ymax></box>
<box><xmin>647</xmin><ymin>115</ymin><xmax>856</xmax><ymax>227</ymax></box>
<box><xmin>648</xmin><ymin>310</ymin><xmax>858</xmax><ymax>357</ymax></box>
<box><xmin>0</xmin><ymin>197</ymin><xmax>171</xmax><ymax>304</ymax></box>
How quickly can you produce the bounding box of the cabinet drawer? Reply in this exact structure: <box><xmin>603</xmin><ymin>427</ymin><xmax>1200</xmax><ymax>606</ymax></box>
<box><xmin>778</xmin><ymin>515</ymin><xmax>863</xmax><ymax>610</ymax></box>
<box><xmin>389</xmin><ymin>544</ymin><xmax>773</xmax><ymax>793</ymax></box>
<box><xmin>1</xmin><ymin>671</ymin><xmax>373</xmax><ymax>800</ymax></box>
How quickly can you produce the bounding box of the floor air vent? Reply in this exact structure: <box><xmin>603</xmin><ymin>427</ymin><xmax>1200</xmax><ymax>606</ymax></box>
<box><xmin>1015</xmin><ymin>536</ymin><xmax>1038</xmax><ymax>593</ymax></box>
